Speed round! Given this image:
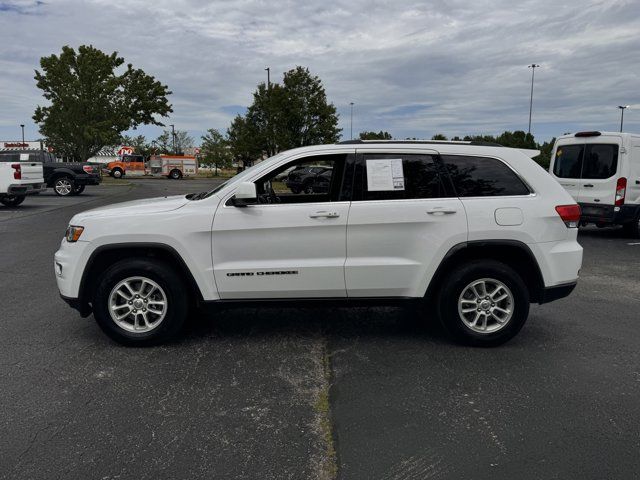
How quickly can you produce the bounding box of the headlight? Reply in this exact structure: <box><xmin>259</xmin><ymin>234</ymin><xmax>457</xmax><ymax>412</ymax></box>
<box><xmin>65</xmin><ymin>225</ymin><xmax>84</xmax><ymax>242</ymax></box>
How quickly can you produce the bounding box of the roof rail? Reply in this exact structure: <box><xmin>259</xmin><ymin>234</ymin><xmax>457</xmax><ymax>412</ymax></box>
<box><xmin>337</xmin><ymin>139</ymin><xmax>504</xmax><ymax>147</ymax></box>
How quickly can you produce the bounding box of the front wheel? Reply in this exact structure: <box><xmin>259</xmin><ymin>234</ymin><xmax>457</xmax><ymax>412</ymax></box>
<box><xmin>111</xmin><ymin>169</ymin><xmax>123</xmax><ymax>179</ymax></box>
<box><xmin>71</xmin><ymin>184</ymin><xmax>86</xmax><ymax>195</ymax></box>
<box><xmin>92</xmin><ymin>259</ymin><xmax>189</xmax><ymax>346</ymax></box>
<box><xmin>436</xmin><ymin>260</ymin><xmax>530</xmax><ymax>347</ymax></box>
<box><xmin>1</xmin><ymin>195</ymin><xmax>26</xmax><ymax>207</ymax></box>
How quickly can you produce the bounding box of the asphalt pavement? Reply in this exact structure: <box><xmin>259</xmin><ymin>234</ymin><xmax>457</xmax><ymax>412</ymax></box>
<box><xmin>1</xmin><ymin>179</ymin><xmax>639</xmax><ymax>479</ymax></box>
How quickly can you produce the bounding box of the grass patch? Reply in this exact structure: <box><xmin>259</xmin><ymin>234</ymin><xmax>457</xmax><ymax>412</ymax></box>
<box><xmin>314</xmin><ymin>341</ymin><xmax>338</xmax><ymax>480</ymax></box>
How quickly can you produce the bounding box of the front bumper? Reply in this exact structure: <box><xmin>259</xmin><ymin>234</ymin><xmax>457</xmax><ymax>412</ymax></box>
<box><xmin>8</xmin><ymin>182</ymin><xmax>47</xmax><ymax>195</ymax></box>
<box><xmin>539</xmin><ymin>281</ymin><xmax>577</xmax><ymax>304</ymax></box>
<box><xmin>579</xmin><ymin>203</ymin><xmax>640</xmax><ymax>225</ymax></box>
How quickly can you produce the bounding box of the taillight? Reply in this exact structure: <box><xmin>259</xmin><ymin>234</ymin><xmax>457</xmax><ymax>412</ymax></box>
<box><xmin>555</xmin><ymin>204</ymin><xmax>581</xmax><ymax>228</ymax></box>
<box><xmin>615</xmin><ymin>177</ymin><xmax>626</xmax><ymax>206</ymax></box>
<box><xmin>11</xmin><ymin>163</ymin><xmax>21</xmax><ymax>180</ymax></box>
<box><xmin>82</xmin><ymin>165</ymin><xmax>93</xmax><ymax>174</ymax></box>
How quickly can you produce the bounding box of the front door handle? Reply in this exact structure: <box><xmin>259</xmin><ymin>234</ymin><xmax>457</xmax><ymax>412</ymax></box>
<box><xmin>583</xmin><ymin>184</ymin><xmax>594</xmax><ymax>188</ymax></box>
<box><xmin>309</xmin><ymin>211</ymin><xmax>340</xmax><ymax>218</ymax></box>
<box><xmin>427</xmin><ymin>208</ymin><xmax>457</xmax><ymax>215</ymax></box>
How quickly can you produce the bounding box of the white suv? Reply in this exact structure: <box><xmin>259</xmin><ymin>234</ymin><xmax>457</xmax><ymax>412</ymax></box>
<box><xmin>55</xmin><ymin>141</ymin><xmax>583</xmax><ymax>347</ymax></box>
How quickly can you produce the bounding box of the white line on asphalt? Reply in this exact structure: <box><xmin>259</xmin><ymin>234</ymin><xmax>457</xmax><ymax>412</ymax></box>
<box><xmin>628</xmin><ymin>242</ymin><xmax>640</xmax><ymax>245</ymax></box>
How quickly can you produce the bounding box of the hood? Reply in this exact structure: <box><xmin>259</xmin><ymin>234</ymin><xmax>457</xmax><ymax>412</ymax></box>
<box><xmin>73</xmin><ymin>195</ymin><xmax>189</xmax><ymax>220</ymax></box>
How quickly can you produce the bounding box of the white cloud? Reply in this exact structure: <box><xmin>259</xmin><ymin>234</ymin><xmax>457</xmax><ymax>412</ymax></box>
<box><xmin>1</xmin><ymin>0</ymin><xmax>639</xmax><ymax>143</ymax></box>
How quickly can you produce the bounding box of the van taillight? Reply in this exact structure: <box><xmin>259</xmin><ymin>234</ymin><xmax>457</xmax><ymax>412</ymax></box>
<box><xmin>615</xmin><ymin>177</ymin><xmax>627</xmax><ymax>206</ymax></box>
<box><xmin>555</xmin><ymin>204</ymin><xmax>581</xmax><ymax>228</ymax></box>
<box><xmin>11</xmin><ymin>163</ymin><xmax>21</xmax><ymax>180</ymax></box>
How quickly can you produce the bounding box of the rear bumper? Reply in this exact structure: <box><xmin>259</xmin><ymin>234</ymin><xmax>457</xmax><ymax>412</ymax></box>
<box><xmin>579</xmin><ymin>202</ymin><xmax>639</xmax><ymax>225</ymax></box>
<box><xmin>7</xmin><ymin>182</ymin><xmax>46</xmax><ymax>195</ymax></box>
<box><xmin>539</xmin><ymin>281</ymin><xmax>577</xmax><ymax>304</ymax></box>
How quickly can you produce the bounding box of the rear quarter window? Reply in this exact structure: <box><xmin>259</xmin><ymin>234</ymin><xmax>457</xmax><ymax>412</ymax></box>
<box><xmin>442</xmin><ymin>155</ymin><xmax>530</xmax><ymax>197</ymax></box>
<box><xmin>553</xmin><ymin>145</ymin><xmax>583</xmax><ymax>179</ymax></box>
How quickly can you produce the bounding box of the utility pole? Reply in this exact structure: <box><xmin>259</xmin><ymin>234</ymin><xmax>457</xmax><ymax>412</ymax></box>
<box><xmin>20</xmin><ymin>124</ymin><xmax>25</xmax><ymax>148</ymax></box>
<box><xmin>527</xmin><ymin>64</ymin><xmax>540</xmax><ymax>135</ymax></box>
<box><xmin>265</xmin><ymin>67</ymin><xmax>270</xmax><ymax>90</ymax></box>
<box><xmin>265</xmin><ymin>67</ymin><xmax>271</xmax><ymax>156</ymax></box>
<box><xmin>618</xmin><ymin>105</ymin><xmax>629</xmax><ymax>132</ymax></box>
<box><xmin>350</xmin><ymin>102</ymin><xmax>354</xmax><ymax>140</ymax></box>
<box><xmin>170</xmin><ymin>124</ymin><xmax>176</xmax><ymax>154</ymax></box>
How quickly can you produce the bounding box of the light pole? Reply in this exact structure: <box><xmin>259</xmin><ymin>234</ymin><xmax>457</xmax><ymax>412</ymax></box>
<box><xmin>170</xmin><ymin>124</ymin><xmax>176</xmax><ymax>154</ymax></box>
<box><xmin>265</xmin><ymin>67</ymin><xmax>271</xmax><ymax>155</ymax></box>
<box><xmin>527</xmin><ymin>64</ymin><xmax>540</xmax><ymax>135</ymax></box>
<box><xmin>264</xmin><ymin>67</ymin><xmax>270</xmax><ymax>90</ymax></box>
<box><xmin>618</xmin><ymin>105</ymin><xmax>629</xmax><ymax>132</ymax></box>
<box><xmin>20</xmin><ymin>124</ymin><xmax>25</xmax><ymax>148</ymax></box>
<box><xmin>349</xmin><ymin>102</ymin><xmax>354</xmax><ymax>140</ymax></box>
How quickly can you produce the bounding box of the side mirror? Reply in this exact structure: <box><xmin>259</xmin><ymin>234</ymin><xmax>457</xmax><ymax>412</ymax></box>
<box><xmin>231</xmin><ymin>182</ymin><xmax>258</xmax><ymax>207</ymax></box>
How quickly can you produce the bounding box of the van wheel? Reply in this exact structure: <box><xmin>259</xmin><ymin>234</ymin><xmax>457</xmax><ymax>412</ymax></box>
<box><xmin>1</xmin><ymin>195</ymin><xmax>26</xmax><ymax>207</ymax></box>
<box><xmin>111</xmin><ymin>168</ymin><xmax>123</xmax><ymax>179</ymax></box>
<box><xmin>92</xmin><ymin>259</ymin><xmax>188</xmax><ymax>346</ymax></box>
<box><xmin>623</xmin><ymin>217</ymin><xmax>640</xmax><ymax>239</ymax></box>
<box><xmin>436</xmin><ymin>260</ymin><xmax>529</xmax><ymax>347</ymax></box>
<box><xmin>169</xmin><ymin>169</ymin><xmax>182</xmax><ymax>180</ymax></box>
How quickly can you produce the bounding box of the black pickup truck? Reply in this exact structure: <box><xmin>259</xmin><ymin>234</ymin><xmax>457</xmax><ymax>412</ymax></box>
<box><xmin>0</xmin><ymin>149</ymin><xmax>101</xmax><ymax>196</ymax></box>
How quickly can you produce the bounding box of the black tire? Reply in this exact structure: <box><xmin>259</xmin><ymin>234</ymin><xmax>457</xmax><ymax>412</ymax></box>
<box><xmin>169</xmin><ymin>169</ymin><xmax>182</xmax><ymax>180</ymax></box>
<box><xmin>53</xmin><ymin>176</ymin><xmax>75</xmax><ymax>196</ymax></box>
<box><xmin>303</xmin><ymin>182</ymin><xmax>314</xmax><ymax>194</ymax></box>
<box><xmin>92</xmin><ymin>259</ymin><xmax>189</xmax><ymax>346</ymax></box>
<box><xmin>111</xmin><ymin>168</ymin><xmax>123</xmax><ymax>179</ymax></box>
<box><xmin>623</xmin><ymin>217</ymin><xmax>640</xmax><ymax>239</ymax></box>
<box><xmin>436</xmin><ymin>260</ymin><xmax>530</xmax><ymax>347</ymax></box>
<box><xmin>71</xmin><ymin>184</ymin><xmax>86</xmax><ymax>195</ymax></box>
<box><xmin>1</xmin><ymin>195</ymin><xmax>26</xmax><ymax>207</ymax></box>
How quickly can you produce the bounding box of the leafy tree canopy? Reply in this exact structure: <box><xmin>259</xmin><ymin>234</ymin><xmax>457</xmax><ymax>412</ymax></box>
<box><xmin>227</xmin><ymin>66</ymin><xmax>340</xmax><ymax>162</ymax></box>
<box><xmin>200</xmin><ymin>128</ymin><xmax>232</xmax><ymax>172</ymax></box>
<box><xmin>359</xmin><ymin>130</ymin><xmax>393</xmax><ymax>140</ymax></box>
<box><xmin>33</xmin><ymin>45</ymin><xmax>172</xmax><ymax>161</ymax></box>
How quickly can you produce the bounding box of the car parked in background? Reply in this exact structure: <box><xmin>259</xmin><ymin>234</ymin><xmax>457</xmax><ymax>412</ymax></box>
<box><xmin>56</xmin><ymin>140</ymin><xmax>582</xmax><ymax>347</ymax></box>
<box><xmin>285</xmin><ymin>165</ymin><xmax>333</xmax><ymax>193</ymax></box>
<box><xmin>549</xmin><ymin>131</ymin><xmax>640</xmax><ymax>237</ymax></box>
<box><xmin>0</xmin><ymin>149</ymin><xmax>101</xmax><ymax>196</ymax></box>
<box><xmin>0</xmin><ymin>152</ymin><xmax>45</xmax><ymax>206</ymax></box>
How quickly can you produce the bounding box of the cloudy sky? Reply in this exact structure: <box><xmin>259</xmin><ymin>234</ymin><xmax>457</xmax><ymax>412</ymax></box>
<box><xmin>1</xmin><ymin>0</ymin><xmax>639</xmax><ymax>145</ymax></box>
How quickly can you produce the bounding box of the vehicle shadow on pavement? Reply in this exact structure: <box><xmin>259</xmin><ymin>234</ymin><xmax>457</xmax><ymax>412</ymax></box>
<box><xmin>181</xmin><ymin>305</ymin><xmax>451</xmax><ymax>345</ymax></box>
<box><xmin>578</xmin><ymin>226</ymin><xmax>632</xmax><ymax>239</ymax></box>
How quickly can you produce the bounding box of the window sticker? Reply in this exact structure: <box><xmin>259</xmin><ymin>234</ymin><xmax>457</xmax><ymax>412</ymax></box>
<box><xmin>20</xmin><ymin>153</ymin><xmax>29</xmax><ymax>161</ymax></box>
<box><xmin>366</xmin><ymin>159</ymin><xmax>405</xmax><ymax>191</ymax></box>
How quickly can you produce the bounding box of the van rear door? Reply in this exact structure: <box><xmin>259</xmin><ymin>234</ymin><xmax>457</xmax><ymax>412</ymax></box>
<box><xmin>550</xmin><ymin>140</ymin><xmax>584</xmax><ymax>201</ymax></box>
<box><xmin>577</xmin><ymin>136</ymin><xmax>621</xmax><ymax>207</ymax></box>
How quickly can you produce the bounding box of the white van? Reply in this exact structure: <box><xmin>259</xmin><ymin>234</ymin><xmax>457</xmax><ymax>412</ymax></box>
<box><xmin>549</xmin><ymin>131</ymin><xmax>640</xmax><ymax>237</ymax></box>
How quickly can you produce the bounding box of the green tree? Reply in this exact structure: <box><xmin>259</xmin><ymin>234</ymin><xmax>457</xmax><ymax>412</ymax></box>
<box><xmin>200</xmin><ymin>128</ymin><xmax>232</xmax><ymax>174</ymax></box>
<box><xmin>359</xmin><ymin>130</ymin><xmax>393</xmax><ymax>140</ymax></box>
<box><xmin>153</xmin><ymin>129</ymin><xmax>193</xmax><ymax>154</ymax></box>
<box><xmin>431</xmin><ymin>133</ymin><xmax>448</xmax><ymax>140</ymax></box>
<box><xmin>33</xmin><ymin>45</ymin><xmax>172</xmax><ymax>161</ymax></box>
<box><xmin>227</xmin><ymin>66</ymin><xmax>340</xmax><ymax>162</ymax></box>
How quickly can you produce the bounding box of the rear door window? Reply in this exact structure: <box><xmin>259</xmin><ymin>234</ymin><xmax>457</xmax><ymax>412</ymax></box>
<box><xmin>441</xmin><ymin>155</ymin><xmax>530</xmax><ymax>196</ymax></box>
<box><xmin>582</xmin><ymin>144</ymin><xmax>618</xmax><ymax>179</ymax></box>
<box><xmin>553</xmin><ymin>145</ymin><xmax>584</xmax><ymax>179</ymax></box>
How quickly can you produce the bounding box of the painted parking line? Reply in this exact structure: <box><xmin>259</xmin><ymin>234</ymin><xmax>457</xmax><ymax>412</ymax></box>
<box><xmin>628</xmin><ymin>242</ymin><xmax>640</xmax><ymax>245</ymax></box>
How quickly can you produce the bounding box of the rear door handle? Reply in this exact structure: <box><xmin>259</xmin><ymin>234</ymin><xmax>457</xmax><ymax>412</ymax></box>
<box><xmin>309</xmin><ymin>211</ymin><xmax>340</xmax><ymax>218</ymax></box>
<box><xmin>427</xmin><ymin>208</ymin><xmax>457</xmax><ymax>215</ymax></box>
<box><xmin>584</xmin><ymin>184</ymin><xmax>594</xmax><ymax>188</ymax></box>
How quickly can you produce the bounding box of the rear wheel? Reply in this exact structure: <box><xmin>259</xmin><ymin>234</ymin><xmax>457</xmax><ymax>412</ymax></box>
<box><xmin>71</xmin><ymin>184</ymin><xmax>86</xmax><ymax>195</ymax></box>
<box><xmin>53</xmin><ymin>176</ymin><xmax>74</xmax><ymax>196</ymax></box>
<box><xmin>92</xmin><ymin>259</ymin><xmax>189</xmax><ymax>346</ymax></box>
<box><xmin>169</xmin><ymin>169</ymin><xmax>182</xmax><ymax>180</ymax></box>
<box><xmin>436</xmin><ymin>260</ymin><xmax>530</xmax><ymax>347</ymax></box>
<box><xmin>1</xmin><ymin>195</ymin><xmax>26</xmax><ymax>207</ymax></box>
<box><xmin>623</xmin><ymin>216</ymin><xmax>640</xmax><ymax>239</ymax></box>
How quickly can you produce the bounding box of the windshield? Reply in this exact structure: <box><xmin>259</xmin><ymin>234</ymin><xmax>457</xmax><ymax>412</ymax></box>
<box><xmin>191</xmin><ymin>153</ymin><xmax>286</xmax><ymax>200</ymax></box>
